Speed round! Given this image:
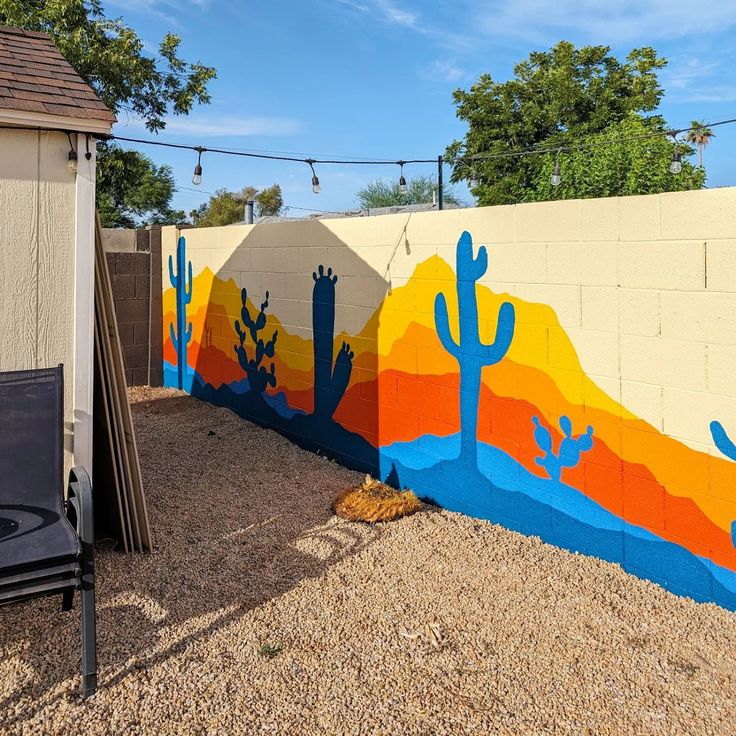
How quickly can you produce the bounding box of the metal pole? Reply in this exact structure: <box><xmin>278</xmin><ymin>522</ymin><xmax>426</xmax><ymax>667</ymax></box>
<box><xmin>437</xmin><ymin>155</ymin><xmax>444</xmax><ymax>211</ymax></box>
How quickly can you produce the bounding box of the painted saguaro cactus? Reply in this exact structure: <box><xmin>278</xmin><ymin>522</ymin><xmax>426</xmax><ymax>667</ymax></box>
<box><xmin>532</xmin><ymin>416</ymin><xmax>594</xmax><ymax>482</ymax></box>
<box><xmin>312</xmin><ymin>265</ymin><xmax>354</xmax><ymax>419</ymax></box>
<box><xmin>168</xmin><ymin>235</ymin><xmax>193</xmax><ymax>389</ymax></box>
<box><xmin>234</xmin><ymin>287</ymin><xmax>278</xmax><ymax>394</ymax></box>
<box><xmin>434</xmin><ymin>231</ymin><xmax>515</xmax><ymax>466</ymax></box>
<box><xmin>709</xmin><ymin>420</ymin><xmax>736</xmax><ymax>547</ymax></box>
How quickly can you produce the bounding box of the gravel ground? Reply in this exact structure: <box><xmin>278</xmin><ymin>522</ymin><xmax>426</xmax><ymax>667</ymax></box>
<box><xmin>2</xmin><ymin>387</ymin><xmax>736</xmax><ymax>735</ymax></box>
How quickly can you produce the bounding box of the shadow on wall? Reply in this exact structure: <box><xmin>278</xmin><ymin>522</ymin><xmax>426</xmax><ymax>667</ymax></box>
<box><xmin>165</xmin><ymin>220</ymin><xmax>387</xmax><ymax>477</ymax></box>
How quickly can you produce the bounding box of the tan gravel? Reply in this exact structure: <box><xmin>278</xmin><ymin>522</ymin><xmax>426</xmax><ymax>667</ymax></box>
<box><xmin>2</xmin><ymin>387</ymin><xmax>736</xmax><ymax>735</ymax></box>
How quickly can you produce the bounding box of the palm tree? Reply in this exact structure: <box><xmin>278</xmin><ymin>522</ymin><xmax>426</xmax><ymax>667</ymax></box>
<box><xmin>686</xmin><ymin>121</ymin><xmax>715</xmax><ymax>168</ymax></box>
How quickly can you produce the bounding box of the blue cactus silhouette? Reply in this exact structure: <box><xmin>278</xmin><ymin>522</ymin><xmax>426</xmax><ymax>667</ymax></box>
<box><xmin>168</xmin><ymin>235</ymin><xmax>193</xmax><ymax>389</ymax></box>
<box><xmin>532</xmin><ymin>415</ymin><xmax>594</xmax><ymax>482</ymax></box>
<box><xmin>434</xmin><ymin>231</ymin><xmax>515</xmax><ymax>466</ymax></box>
<box><xmin>233</xmin><ymin>288</ymin><xmax>278</xmax><ymax>394</ymax></box>
<box><xmin>709</xmin><ymin>420</ymin><xmax>736</xmax><ymax>547</ymax></box>
<box><xmin>312</xmin><ymin>265</ymin><xmax>354</xmax><ymax>418</ymax></box>
<box><xmin>711</xmin><ymin>420</ymin><xmax>736</xmax><ymax>461</ymax></box>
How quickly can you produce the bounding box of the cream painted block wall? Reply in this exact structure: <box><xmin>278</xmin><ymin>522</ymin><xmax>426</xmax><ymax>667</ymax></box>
<box><xmin>0</xmin><ymin>129</ymin><xmax>78</xmax><ymax>472</ymax></box>
<box><xmin>163</xmin><ymin>186</ymin><xmax>736</xmax><ymax>454</ymax></box>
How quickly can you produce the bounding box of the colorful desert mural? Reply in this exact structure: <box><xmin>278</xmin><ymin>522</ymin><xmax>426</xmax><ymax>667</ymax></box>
<box><xmin>164</xmin><ymin>230</ymin><xmax>736</xmax><ymax>609</ymax></box>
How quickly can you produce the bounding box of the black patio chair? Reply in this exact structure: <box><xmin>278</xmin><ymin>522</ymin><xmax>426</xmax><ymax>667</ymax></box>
<box><xmin>0</xmin><ymin>366</ymin><xmax>96</xmax><ymax>697</ymax></box>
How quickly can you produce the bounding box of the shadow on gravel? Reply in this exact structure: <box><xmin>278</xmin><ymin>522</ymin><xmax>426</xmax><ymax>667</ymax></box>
<box><xmin>0</xmin><ymin>390</ymin><xmax>383</xmax><ymax>722</ymax></box>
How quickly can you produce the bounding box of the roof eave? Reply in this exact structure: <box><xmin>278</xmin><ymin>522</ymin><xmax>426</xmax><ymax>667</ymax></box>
<box><xmin>0</xmin><ymin>108</ymin><xmax>114</xmax><ymax>135</ymax></box>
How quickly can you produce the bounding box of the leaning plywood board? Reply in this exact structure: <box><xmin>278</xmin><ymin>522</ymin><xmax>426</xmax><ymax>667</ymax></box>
<box><xmin>94</xmin><ymin>265</ymin><xmax>134</xmax><ymax>553</ymax></box>
<box><xmin>93</xmin><ymin>326</ymin><xmax>130</xmax><ymax>553</ymax></box>
<box><xmin>95</xmin><ymin>239</ymin><xmax>142</xmax><ymax>551</ymax></box>
<box><xmin>94</xmin><ymin>214</ymin><xmax>151</xmax><ymax>552</ymax></box>
<box><xmin>97</xmin><ymin>222</ymin><xmax>149</xmax><ymax>551</ymax></box>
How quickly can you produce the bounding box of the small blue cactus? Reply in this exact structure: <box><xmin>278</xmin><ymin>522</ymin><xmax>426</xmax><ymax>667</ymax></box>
<box><xmin>234</xmin><ymin>287</ymin><xmax>278</xmax><ymax>395</ymax></box>
<box><xmin>711</xmin><ymin>420</ymin><xmax>736</xmax><ymax>461</ymax></box>
<box><xmin>168</xmin><ymin>236</ymin><xmax>193</xmax><ymax>389</ymax></box>
<box><xmin>434</xmin><ymin>231</ymin><xmax>515</xmax><ymax>467</ymax></box>
<box><xmin>709</xmin><ymin>420</ymin><xmax>736</xmax><ymax>547</ymax></box>
<box><xmin>532</xmin><ymin>415</ymin><xmax>594</xmax><ymax>482</ymax></box>
<box><xmin>312</xmin><ymin>265</ymin><xmax>354</xmax><ymax>419</ymax></box>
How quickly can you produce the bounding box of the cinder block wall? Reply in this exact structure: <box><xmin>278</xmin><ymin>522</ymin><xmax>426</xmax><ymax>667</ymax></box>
<box><xmin>103</xmin><ymin>227</ymin><xmax>163</xmax><ymax>387</ymax></box>
<box><xmin>160</xmin><ymin>188</ymin><xmax>736</xmax><ymax>608</ymax></box>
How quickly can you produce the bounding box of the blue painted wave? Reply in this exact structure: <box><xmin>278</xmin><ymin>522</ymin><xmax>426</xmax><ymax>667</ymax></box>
<box><xmin>164</xmin><ymin>364</ymin><xmax>305</xmax><ymax>420</ymax></box>
<box><xmin>163</xmin><ymin>361</ymin><xmax>195</xmax><ymax>393</ymax></box>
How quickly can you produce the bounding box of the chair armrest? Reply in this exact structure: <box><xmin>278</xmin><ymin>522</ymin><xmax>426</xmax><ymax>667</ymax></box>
<box><xmin>66</xmin><ymin>467</ymin><xmax>94</xmax><ymax>548</ymax></box>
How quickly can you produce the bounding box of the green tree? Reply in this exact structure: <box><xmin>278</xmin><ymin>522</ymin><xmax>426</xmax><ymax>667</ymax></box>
<box><xmin>532</xmin><ymin>117</ymin><xmax>704</xmax><ymax>202</ymax></box>
<box><xmin>446</xmin><ymin>42</ymin><xmax>698</xmax><ymax>204</ymax></box>
<box><xmin>686</xmin><ymin>121</ymin><xmax>715</xmax><ymax>168</ymax></box>
<box><xmin>356</xmin><ymin>175</ymin><xmax>461</xmax><ymax>209</ymax></box>
<box><xmin>193</xmin><ymin>185</ymin><xmax>284</xmax><ymax>227</ymax></box>
<box><xmin>1</xmin><ymin>0</ymin><xmax>216</xmax><ymax>225</ymax></box>
<box><xmin>96</xmin><ymin>144</ymin><xmax>185</xmax><ymax>227</ymax></box>
<box><xmin>192</xmin><ymin>189</ymin><xmax>246</xmax><ymax>227</ymax></box>
<box><xmin>255</xmin><ymin>184</ymin><xmax>284</xmax><ymax>217</ymax></box>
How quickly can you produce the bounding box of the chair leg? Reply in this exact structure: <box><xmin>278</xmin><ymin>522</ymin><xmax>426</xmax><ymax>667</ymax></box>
<box><xmin>61</xmin><ymin>589</ymin><xmax>73</xmax><ymax>611</ymax></box>
<box><xmin>68</xmin><ymin>467</ymin><xmax>97</xmax><ymax>698</ymax></box>
<box><xmin>80</xmin><ymin>579</ymin><xmax>97</xmax><ymax>698</ymax></box>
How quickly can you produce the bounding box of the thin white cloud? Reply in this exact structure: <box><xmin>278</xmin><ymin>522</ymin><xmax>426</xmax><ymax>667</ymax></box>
<box><xmin>336</xmin><ymin>0</ymin><xmax>736</xmax><ymax>50</ymax></box>
<box><xmin>105</xmin><ymin>0</ymin><xmax>211</xmax><ymax>24</ymax></box>
<box><xmin>664</xmin><ymin>58</ymin><xmax>721</xmax><ymax>92</ymax></box>
<box><xmin>330</xmin><ymin>0</ymin><xmax>470</xmax><ymax>47</ymax></box>
<box><xmin>108</xmin><ymin>0</ymin><xmax>211</xmax><ymax>8</ymax></box>
<box><xmin>116</xmin><ymin>114</ymin><xmax>303</xmax><ymax>137</ymax></box>
<box><xmin>473</xmin><ymin>0</ymin><xmax>736</xmax><ymax>44</ymax></box>
<box><xmin>424</xmin><ymin>59</ymin><xmax>467</xmax><ymax>84</ymax></box>
<box><xmin>660</xmin><ymin>50</ymin><xmax>736</xmax><ymax>105</ymax></box>
<box><xmin>334</xmin><ymin>0</ymin><xmax>417</xmax><ymax>27</ymax></box>
<box><xmin>333</xmin><ymin>0</ymin><xmax>370</xmax><ymax>11</ymax></box>
<box><xmin>374</xmin><ymin>0</ymin><xmax>419</xmax><ymax>29</ymax></box>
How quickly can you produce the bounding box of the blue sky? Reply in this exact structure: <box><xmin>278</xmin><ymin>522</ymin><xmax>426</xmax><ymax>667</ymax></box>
<box><xmin>104</xmin><ymin>0</ymin><xmax>736</xmax><ymax>216</ymax></box>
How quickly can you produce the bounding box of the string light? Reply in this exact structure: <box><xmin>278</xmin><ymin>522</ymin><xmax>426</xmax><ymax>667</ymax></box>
<box><xmin>551</xmin><ymin>149</ymin><xmax>562</xmax><ymax>187</ymax></box>
<box><xmin>95</xmin><ymin>116</ymin><xmax>736</xmax><ymax>172</ymax></box>
<box><xmin>670</xmin><ymin>150</ymin><xmax>682</xmax><ymax>175</ymax></box>
<box><xmin>3</xmin><ymin>116</ymin><xmax>736</xmax><ymax>196</ymax></box>
<box><xmin>192</xmin><ymin>146</ymin><xmax>204</xmax><ymax>185</ymax></box>
<box><xmin>398</xmin><ymin>160</ymin><xmax>407</xmax><ymax>194</ymax></box>
<box><xmin>66</xmin><ymin>132</ymin><xmax>78</xmax><ymax>174</ymax></box>
<box><xmin>669</xmin><ymin>131</ymin><xmax>682</xmax><ymax>175</ymax></box>
<box><xmin>306</xmin><ymin>158</ymin><xmax>320</xmax><ymax>194</ymax></box>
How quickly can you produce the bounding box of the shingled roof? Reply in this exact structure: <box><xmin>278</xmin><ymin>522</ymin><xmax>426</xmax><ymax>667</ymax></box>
<box><xmin>0</xmin><ymin>25</ymin><xmax>115</xmax><ymax>125</ymax></box>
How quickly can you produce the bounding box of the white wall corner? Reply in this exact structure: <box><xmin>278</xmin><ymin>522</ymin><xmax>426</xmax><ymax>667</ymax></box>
<box><xmin>73</xmin><ymin>133</ymin><xmax>96</xmax><ymax>473</ymax></box>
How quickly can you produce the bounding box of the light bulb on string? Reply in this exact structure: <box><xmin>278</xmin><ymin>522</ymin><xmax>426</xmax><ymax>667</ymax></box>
<box><xmin>670</xmin><ymin>150</ymin><xmax>682</xmax><ymax>175</ymax></box>
<box><xmin>551</xmin><ymin>150</ymin><xmax>562</xmax><ymax>187</ymax></box>
<box><xmin>669</xmin><ymin>130</ymin><xmax>682</xmax><ymax>175</ymax></box>
<box><xmin>307</xmin><ymin>159</ymin><xmax>320</xmax><ymax>194</ymax></box>
<box><xmin>192</xmin><ymin>146</ymin><xmax>205</xmax><ymax>185</ymax></box>
<box><xmin>66</xmin><ymin>133</ymin><xmax>78</xmax><ymax>174</ymax></box>
<box><xmin>398</xmin><ymin>161</ymin><xmax>407</xmax><ymax>194</ymax></box>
